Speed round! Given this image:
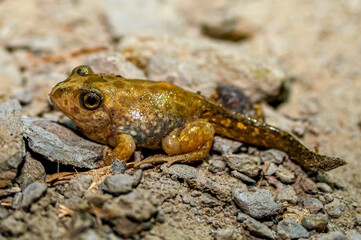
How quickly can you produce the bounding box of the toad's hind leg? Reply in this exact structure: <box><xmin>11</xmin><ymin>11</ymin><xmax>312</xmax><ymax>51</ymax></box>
<box><xmin>129</xmin><ymin>119</ymin><xmax>215</xmax><ymax>168</ymax></box>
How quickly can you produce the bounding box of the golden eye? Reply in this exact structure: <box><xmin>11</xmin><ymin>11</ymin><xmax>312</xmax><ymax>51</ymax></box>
<box><xmin>72</xmin><ymin>65</ymin><xmax>94</xmax><ymax>76</ymax></box>
<box><xmin>80</xmin><ymin>90</ymin><xmax>103</xmax><ymax>110</ymax></box>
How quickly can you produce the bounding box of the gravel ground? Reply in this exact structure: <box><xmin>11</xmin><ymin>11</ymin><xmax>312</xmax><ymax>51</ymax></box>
<box><xmin>0</xmin><ymin>1</ymin><xmax>360</xmax><ymax>239</ymax></box>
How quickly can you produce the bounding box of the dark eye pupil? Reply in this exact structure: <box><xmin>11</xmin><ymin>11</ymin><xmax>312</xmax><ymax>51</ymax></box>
<box><xmin>86</xmin><ymin>94</ymin><xmax>97</xmax><ymax>106</ymax></box>
<box><xmin>77</xmin><ymin>69</ymin><xmax>82</xmax><ymax>75</ymax></box>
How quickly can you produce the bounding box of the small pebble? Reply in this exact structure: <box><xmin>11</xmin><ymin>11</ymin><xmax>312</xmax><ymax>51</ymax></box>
<box><xmin>303</xmin><ymin>197</ymin><xmax>323</xmax><ymax>213</ymax></box>
<box><xmin>233</xmin><ymin>189</ymin><xmax>279</xmax><ymax>219</ymax></box>
<box><xmin>277</xmin><ymin>218</ymin><xmax>309</xmax><ymax>239</ymax></box>
<box><xmin>208</xmin><ymin>159</ymin><xmax>226</xmax><ymax>173</ymax></box>
<box><xmin>301</xmin><ymin>214</ymin><xmax>328</xmax><ymax>232</ymax></box>
<box><xmin>212</xmin><ymin>136</ymin><xmax>242</xmax><ymax>155</ymax></box>
<box><xmin>265</xmin><ymin>162</ymin><xmax>278</xmax><ymax>175</ymax></box>
<box><xmin>300</xmin><ymin>178</ymin><xmax>318</xmax><ymax>194</ymax></box>
<box><xmin>277</xmin><ymin>186</ymin><xmax>298</xmax><ymax>204</ymax></box>
<box><xmin>317</xmin><ymin>183</ymin><xmax>333</xmax><ymax>193</ymax></box>
<box><xmin>355</xmin><ymin>213</ymin><xmax>361</xmax><ymax>226</ymax></box>
<box><xmin>111</xmin><ymin>160</ymin><xmax>127</xmax><ymax>174</ymax></box>
<box><xmin>275</xmin><ymin>166</ymin><xmax>296</xmax><ymax>183</ymax></box>
<box><xmin>225</xmin><ymin>154</ymin><xmax>260</xmax><ymax>177</ymax></box>
<box><xmin>161</xmin><ymin>164</ymin><xmax>198</xmax><ymax>180</ymax></box>
<box><xmin>64</xmin><ymin>175</ymin><xmax>93</xmax><ymax>199</ymax></box>
<box><xmin>20</xmin><ymin>182</ymin><xmax>47</xmax><ymax>209</ymax></box>
<box><xmin>231</xmin><ymin>171</ymin><xmax>256</xmax><ymax>184</ymax></box>
<box><xmin>259</xmin><ymin>149</ymin><xmax>286</xmax><ymax>164</ymax></box>
<box><xmin>132</xmin><ymin>169</ymin><xmax>143</xmax><ymax>188</ymax></box>
<box><xmin>237</xmin><ymin>212</ymin><xmax>251</xmax><ymax>223</ymax></box>
<box><xmin>0</xmin><ymin>216</ymin><xmax>27</xmax><ymax>236</ymax></box>
<box><xmin>243</xmin><ymin>218</ymin><xmax>276</xmax><ymax>239</ymax></box>
<box><xmin>101</xmin><ymin>174</ymin><xmax>134</xmax><ymax>195</ymax></box>
<box><xmin>324</xmin><ymin>199</ymin><xmax>345</xmax><ymax>218</ymax></box>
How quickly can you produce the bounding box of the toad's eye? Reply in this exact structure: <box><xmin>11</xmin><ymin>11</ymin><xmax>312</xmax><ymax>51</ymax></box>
<box><xmin>72</xmin><ymin>65</ymin><xmax>94</xmax><ymax>76</ymax></box>
<box><xmin>80</xmin><ymin>90</ymin><xmax>103</xmax><ymax>110</ymax></box>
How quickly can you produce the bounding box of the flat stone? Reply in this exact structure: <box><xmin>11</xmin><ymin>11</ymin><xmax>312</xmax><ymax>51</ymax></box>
<box><xmin>64</xmin><ymin>175</ymin><xmax>93</xmax><ymax>199</ymax></box>
<box><xmin>301</xmin><ymin>214</ymin><xmax>328</xmax><ymax>232</ymax></box>
<box><xmin>233</xmin><ymin>189</ymin><xmax>279</xmax><ymax>219</ymax></box>
<box><xmin>277</xmin><ymin>218</ymin><xmax>309</xmax><ymax>239</ymax></box>
<box><xmin>20</xmin><ymin>182</ymin><xmax>47</xmax><ymax>209</ymax></box>
<box><xmin>0</xmin><ymin>99</ymin><xmax>25</xmax><ymax>188</ymax></box>
<box><xmin>102</xmin><ymin>174</ymin><xmax>134</xmax><ymax>195</ymax></box>
<box><xmin>224</xmin><ymin>154</ymin><xmax>260</xmax><ymax>177</ymax></box>
<box><xmin>231</xmin><ymin>171</ymin><xmax>256</xmax><ymax>184</ymax></box>
<box><xmin>324</xmin><ymin>199</ymin><xmax>346</xmax><ymax>218</ymax></box>
<box><xmin>275</xmin><ymin>166</ymin><xmax>296</xmax><ymax>183</ymax></box>
<box><xmin>259</xmin><ymin>149</ymin><xmax>286</xmax><ymax>164</ymax></box>
<box><xmin>237</xmin><ymin>212</ymin><xmax>251</xmax><ymax>223</ymax></box>
<box><xmin>317</xmin><ymin>182</ymin><xmax>333</xmax><ymax>193</ymax></box>
<box><xmin>303</xmin><ymin>197</ymin><xmax>323</xmax><ymax>214</ymax></box>
<box><xmin>243</xmin><ymin>218</ymin><xmax>276</xmax><ymax>239</ymax></box>
<box><xmin>22</xmin><ymin>117</ymin><xmax>104</xmax><ymax>169</ymax></box>
<box><xmin>277</xmin><ymin>186</ymin><xmax>298</xmax><ymax>204</ymax></box>
<box><xmin>161</xmin><ymin>164</ymin><xmax>198</xmax><ymax>180</ymax></box>
<box><xmin>346</xmin><ymin>230</ymin><xmax>361</xmax><ymax>240</ymax></box>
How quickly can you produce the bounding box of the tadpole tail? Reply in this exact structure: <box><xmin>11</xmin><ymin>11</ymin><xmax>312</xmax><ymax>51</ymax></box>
<box><xmin>202</xmin><ymin>102</ymin><xmax>347</xmax><ymax>172</ymax></box>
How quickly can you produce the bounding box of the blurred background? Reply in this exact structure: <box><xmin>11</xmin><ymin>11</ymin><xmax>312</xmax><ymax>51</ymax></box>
<box><xmin>0</xmin><ymin>0</ymin><xmax>360</xmax><ymax>232</ymax></box>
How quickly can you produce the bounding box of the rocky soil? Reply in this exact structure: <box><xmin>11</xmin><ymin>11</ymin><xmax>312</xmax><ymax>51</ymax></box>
<box><xmin>1</xmin><ymin>0</ymin><xmax>360</xmax><ymax>239</ymax></box>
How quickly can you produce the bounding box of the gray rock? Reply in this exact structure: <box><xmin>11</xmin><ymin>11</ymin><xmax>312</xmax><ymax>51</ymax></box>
<box><xmin>212</xmin><ymin>136</ymin><xmax>242</xmax><ymax>155</ymax></box>
<box><xmin>102</xmin><ymin>174</ymin><xmax>134</xmax><ymax>195</ymax></box>
<box><xmin>300</xmin><ymin>177</ymin><xmax>318</xmax><ymax>194</ymax></box>
<box><xmin>277</xmin><ymin>186</ymin><xmax>298</xmax><ymax>204</ymax></box>
<box><xmin>317</xmin><ymin>231</ymin><xmax>347</xmax><ymax>240</ymax></box>
<box><xmin>325</xmin><ymin>199</ymin><xmax>346</xmax><ymax>218</ymax></box>
<box><xmin>64</xmin><ymin>175</ymin><xmax>93</xmax><ymax>199</ymax></box>
<box><xmin>224</xmin><ymin>154</ymin><xmax>260</xmax><ymax>177</ymax></box>
<box><xmin>22</xmin><ymin>117</ymin><xmax>104</xmax><ymax>169</ymax></box>
<box><xmin>110</xmin><ymin>160</ymin><xmax>127</xmax><ymax>175</ymax></box>
<box><xmin>277</xmin><ymin>218</ymin><xmax>309</xmax><ymax>239</ymax></box>
<box><xmin>243</xmin><ymin>218</ymin><xmax>276</xmax><ymax>239</ymax></box>
<box><xmin>20</xmin><ymin>182</ymin><xmax>47</xmax><ymax>208</ymax></box>
<box><xmin>231</xmin><ymin>171</ymin><xmax>256</xmax><ymax>184</ymax></box>
<box><xmin>355</xmin><ymin>213</ymin><xmax>361</xmax><ymax>226</ymax></box>
<box><xmin>237</xmin><ymin>212</ymin><xmax>251</xmax><ymax>223</ymax></box>
<box><xmin>301</xmin><ymin>214</ymin><xmax>328</xmax><ymax>232</ymax></box>
<box><xmin>233</xmin><ymin>189</ymin><xmax>279</xmax><ymax>219</ymax></box>
<box><xmin>275</xmin><ymin>166</ymin><xmax>296</xmax><ymax>183</ymax></box>
<box><xmin>209</xmin><ymin>159</ymin><xmax>226</xmax><ymax>173</ymax></box>
<box><xmin>17</xmin><ymin>153</ymin><xmax>46</xmax><ymax>189</ymax></box>
<box><xmin>213</xmin><ymin>229</ymin><xmax>236</xmax><ymax>240</ymax></box>
<box><xmin>161</xmin><ymin>164</ymin><xmax>198</xmax><ymax>180</ymax></box>
<box><xmin>265</xmin><ymin>162</ymin><xmax>278</xmax><ymax>175</ymax></box>
<box><xmin>199</xmin><ymin>194</ymin><xmax>219</xmax><ymax>207</ymax></box>
<box><xmin>0</xmin><ymin>50</ymin><xmax>22</xmax><ymax>97</ymax></box>
<box><xmin>132</xmin><ymin>169</ymin><xmax>143</xmax><ymax>188</ymax></box>
<box><xmin>0</xmin><ymin>216</ymin><xmax>27</xmax><ymax>236</ymax></box>
<box><xmin>0</xmin><ymin>99</ymin><xmax>25</xmax><ymax>188</ymax></box>
<box><xmin>303</xmin><ymin>197</ymin><xmax>323</xmax><ymax>213</ymax></box>
<box><xmin>317</xmin><ymin>182</ymin><xmax>333</xmax><ymax>193</ymax></box>
<box><xmin>260</xmin><ymin>149</ymin><xmax>286</xmax><ymax>164</ymax></box>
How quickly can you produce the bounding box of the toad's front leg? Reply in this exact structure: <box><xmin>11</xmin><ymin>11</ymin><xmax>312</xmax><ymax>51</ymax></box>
<box><xmin>103</xmin><ymin>133</ymin><xmax>136</xmax><ymax>166</ymax></box>
<box><xmin>129</xmin><ymin>119</ymin><xmax>215</xmax><ymax>168</ymax></box>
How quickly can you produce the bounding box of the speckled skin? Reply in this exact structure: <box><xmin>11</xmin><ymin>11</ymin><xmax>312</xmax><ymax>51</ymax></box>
<box><xmin>50</xmin><ymin>66</ymin><xmax>346</xmax><ymax>171</ymax></box>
